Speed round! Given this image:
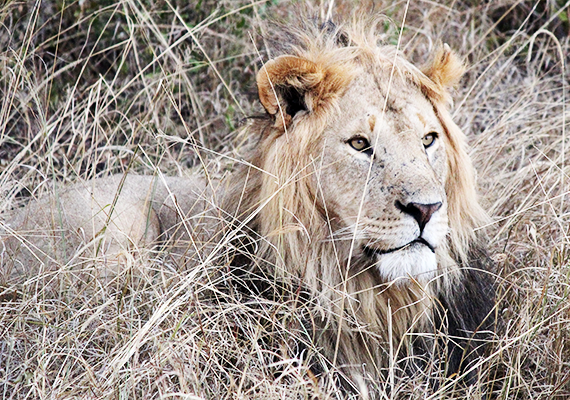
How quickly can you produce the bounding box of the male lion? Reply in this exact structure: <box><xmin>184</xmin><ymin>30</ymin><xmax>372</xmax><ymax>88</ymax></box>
<box><xmin>1</xmin><ymin>20</ymin><xmax>494</xmax><ymax>396</ymax></box>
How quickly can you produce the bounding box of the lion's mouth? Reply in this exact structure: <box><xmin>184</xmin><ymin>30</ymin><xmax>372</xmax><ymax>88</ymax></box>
<box><xmin>363</xmin><ymin>237</ymin><xmax>435</xmax><ymax>258</ymax></box>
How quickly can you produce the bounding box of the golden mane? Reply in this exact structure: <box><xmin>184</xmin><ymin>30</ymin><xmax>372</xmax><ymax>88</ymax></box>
<box><xmin>222</xmin><ymin>18</ymin><xmax>492</xmax><ymax>390</ymax></box>
<box><xmin>227</xmin><ymin>18</ymin><xmax>486</xmax><ymax>278</ymax></box>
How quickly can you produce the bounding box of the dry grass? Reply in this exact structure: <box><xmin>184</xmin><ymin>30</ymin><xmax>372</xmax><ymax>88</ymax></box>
<box><xmin>1</xmin><ymin>0</ymin><xmax>570</xmax><ymax>398</ymax></box>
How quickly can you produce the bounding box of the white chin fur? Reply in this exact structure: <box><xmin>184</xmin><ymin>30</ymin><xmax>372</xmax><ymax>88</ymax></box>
<box><xmin>375</xmin><ymin>245</ymin><xmax>437</xmax><ymax>283</ymax></box>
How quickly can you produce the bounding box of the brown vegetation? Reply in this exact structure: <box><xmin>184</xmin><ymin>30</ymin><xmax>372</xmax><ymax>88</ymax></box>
<box><xmin>1</xmin><ymin>1</ymin><xmax>569</xmax><ymax>399</ymax></box>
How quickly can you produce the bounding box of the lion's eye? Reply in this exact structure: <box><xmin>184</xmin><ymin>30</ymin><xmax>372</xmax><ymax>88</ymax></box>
<box><xmin>422</xmin><ymin>132</ymin><xmax>437</xmax><ymax>148</ymax></box>
<box><xmin>348</xmin><ymin>137</ymin><xmax>371</xmax><ymax>152</ymax></box>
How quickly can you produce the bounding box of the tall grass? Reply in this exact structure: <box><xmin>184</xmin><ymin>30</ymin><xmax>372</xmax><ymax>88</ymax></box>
<box><xmin>1</xmin><ymin>0</ymin><xmax>569</xmax><ymax>398</ymax></box>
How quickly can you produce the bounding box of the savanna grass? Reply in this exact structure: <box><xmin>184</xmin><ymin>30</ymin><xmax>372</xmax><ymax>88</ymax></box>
<box><xmin>1</xmin><ymin>0</ymin><xmax>570</xmax><ymax>398</ymax></box>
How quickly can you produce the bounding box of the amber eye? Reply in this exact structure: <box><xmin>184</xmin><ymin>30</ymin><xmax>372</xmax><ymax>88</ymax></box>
<box><xmin>348</xmin><ymin>137</ymin><xmax>371</xmax><ymax>152</ymax></box>
<box><xmin>422</xmin><ymin>132</ymin><xmax>437</xmax><ymax>148</ymax></box>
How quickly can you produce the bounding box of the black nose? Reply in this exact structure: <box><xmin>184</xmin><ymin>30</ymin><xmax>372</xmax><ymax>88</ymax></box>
<box><xmin>395</xmin><ymin>200</ymin><xmax>442</xmax><ymax>232</ymax></box>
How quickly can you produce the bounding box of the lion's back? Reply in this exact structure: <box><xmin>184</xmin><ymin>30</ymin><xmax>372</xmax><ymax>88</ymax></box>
<box><xmin>1</xmin><ymin>173</ymin><xmax>217</xmax><ymax>283</ymax></box>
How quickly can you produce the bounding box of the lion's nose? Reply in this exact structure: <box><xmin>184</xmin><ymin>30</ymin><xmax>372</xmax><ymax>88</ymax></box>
<box><xmin>395</xmin><ymin>200</ymin><xmax>442</xmax><ymax>232</ymax></box>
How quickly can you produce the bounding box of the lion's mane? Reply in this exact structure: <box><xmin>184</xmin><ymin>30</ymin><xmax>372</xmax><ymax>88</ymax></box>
<box><xmin>222</xmin><ymin>19</ymin><xmax>495</xmax><ymax>391</ymax></box>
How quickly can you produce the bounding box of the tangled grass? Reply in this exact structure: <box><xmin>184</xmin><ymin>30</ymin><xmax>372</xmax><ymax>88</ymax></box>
<box><xmin>1</xmin><ymin>0</ymin><xmax>570</xmax><ymax>398</ymax></box>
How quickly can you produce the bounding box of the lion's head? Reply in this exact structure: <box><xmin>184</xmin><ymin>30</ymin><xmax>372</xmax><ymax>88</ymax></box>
<box><xmin>224</xmin><ymin>20</ymin><xmax>493</xmax><ymax>389</ymax></box>
<box><xmin>235</xmin><ymin>21</ymin><xmax>486</xmax><ymax>279</ymax></box>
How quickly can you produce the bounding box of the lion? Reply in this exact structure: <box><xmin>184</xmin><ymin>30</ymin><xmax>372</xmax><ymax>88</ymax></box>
<box><xmin>1</xmin><ymin>19</ymin><xmax>494</xmax><ymax>396</ymax></box>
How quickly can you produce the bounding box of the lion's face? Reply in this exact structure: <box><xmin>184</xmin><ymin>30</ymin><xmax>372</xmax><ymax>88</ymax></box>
<box><xmin>317</xmin><ymin>69</ymin><xmax>449</xmax><ymax>282</ymax></box>
<box><xmin>255</xmin><ymin>42</ymin><xmax>485</xmax><ymax>285</ymax></box>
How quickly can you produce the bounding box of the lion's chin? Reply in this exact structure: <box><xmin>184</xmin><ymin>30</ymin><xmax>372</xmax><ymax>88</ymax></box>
<box><xmin>374</xmin><ymin>244</ymin><xmax>438</xmax><ymax>284</ymax></box>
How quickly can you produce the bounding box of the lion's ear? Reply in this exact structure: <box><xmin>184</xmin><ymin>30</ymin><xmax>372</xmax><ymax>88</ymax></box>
<box><xmin>422</xmin><ymin>43</ymin><xmax>465</xmax><ymax>90</ymax></box>
<box><xmin>256</xmin><ymin>56</ymin><xmax>326</xmax><ymax>129</ymax></box>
